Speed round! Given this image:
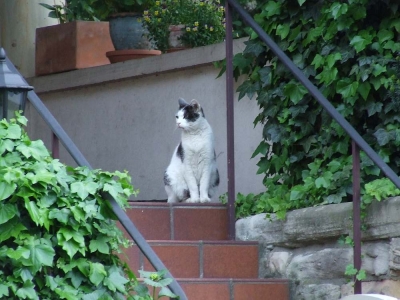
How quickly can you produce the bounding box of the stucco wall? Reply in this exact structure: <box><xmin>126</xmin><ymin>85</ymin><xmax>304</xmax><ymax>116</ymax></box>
<box><xmin>26</xmin><ymin>40</ymin><xmax>265</xmax><ymax>201</ymax></box>
<box><xmin>0</xmin><ymin>0</ymin><xmax>64</xmax><ymax>77</ymax></box>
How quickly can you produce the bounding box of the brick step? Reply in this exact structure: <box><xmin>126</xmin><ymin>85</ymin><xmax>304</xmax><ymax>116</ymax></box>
<box><xmin>122</xmin><ymin>202</ymin><xmax>228</xmax><ymax>240</ymax></box>
<box><xmin>121</xmin><ymin>240</ymin><xmax>259</xmax><ymax>279</ymax></box>
<box><xmin>177</xmin><ymin>278</ymin><xmax>290</xmax><ymax>300</ymax></box>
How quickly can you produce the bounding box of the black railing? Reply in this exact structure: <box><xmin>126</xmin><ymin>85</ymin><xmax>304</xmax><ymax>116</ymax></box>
<box><xmin>224</xmin><ymin>0</ymin><xmax>400</xmax><ymax>294</ymax></box>
<box><xmin>5</xmin><ymin>57</ymin><xmax>188</xmax><ymax>300</ymax></box>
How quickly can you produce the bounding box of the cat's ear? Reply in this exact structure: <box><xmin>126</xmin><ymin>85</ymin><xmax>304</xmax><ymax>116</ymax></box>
<box><xmin>190</xmin><ymin>99</ymin><xmax>201</xmax><ymax>113</ymax></box>
<box><xmin>178</xmin><ymin>98</ymin><xmax>189</xmax><ymax>109</ymax></box>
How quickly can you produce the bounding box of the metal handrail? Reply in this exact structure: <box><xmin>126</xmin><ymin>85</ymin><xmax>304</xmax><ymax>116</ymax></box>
<box><xmin>5</xmin><ymin>57</ymin><xmax>187</xmax><ymax>300</ymax></box>
<box><xmin>224</xmin><ymin>0</ymin><xmax>400</xmax><ymax>294</ymax></box>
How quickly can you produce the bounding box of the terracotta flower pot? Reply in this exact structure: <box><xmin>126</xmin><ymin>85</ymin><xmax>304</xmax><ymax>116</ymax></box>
<box><xmin>167</xmin><ymin>24</ymin><xmax>188</xmax><ymax>53</ymax></box>
<box><xmin>35</xmin><ymin>21</ymin><xmax>114</xmax><ymax>76</ymax></box>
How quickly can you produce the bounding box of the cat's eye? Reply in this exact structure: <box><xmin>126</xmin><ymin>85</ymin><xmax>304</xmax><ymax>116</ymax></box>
<box><xmin>175</xmin><ymin>116</ymin><xmax>178</xmax><ymax>119</ymax></box>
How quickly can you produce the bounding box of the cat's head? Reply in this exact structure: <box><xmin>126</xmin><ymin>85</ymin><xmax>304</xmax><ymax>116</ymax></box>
<box><xmin>175</xmin><ymin>98</ymin><xmax>205</xmax><ymax>131</ymax></box>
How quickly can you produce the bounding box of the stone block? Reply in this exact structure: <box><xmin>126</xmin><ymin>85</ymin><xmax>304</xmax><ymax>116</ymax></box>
<box><xmin>295</xmin><ymin>284</ymin><xmax>341</xmax><ymax>300</ymax></box>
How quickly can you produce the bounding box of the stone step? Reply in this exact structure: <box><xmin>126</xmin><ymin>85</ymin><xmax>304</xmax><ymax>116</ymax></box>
<box><xmin>121</xmin><ymin>240</ymin><xmax>260</xmax><ymax>279</ymax></box>
<box><xmin>177</xmin><ymin>278</ymin><xmax>290</xmax><ymax>300</ymax></box>
<box><xmin>122</xmin><ymin>201</ymin><xmax>228</xmax><ymax>240</ymax></box>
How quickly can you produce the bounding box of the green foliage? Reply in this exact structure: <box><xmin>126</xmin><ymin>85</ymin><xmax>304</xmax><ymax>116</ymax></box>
<box><xmin>134</xmin><ymin>270</ymin><xmax>178</xmax><ymax>299</ymax></box>
<box><xmin>39</xmin><ymin>0</ymin><xmax>154</xmax><ymax>23</ymax></box>
<box><xmin>229</xmin><ymin>0</ymin><xmax>400</xmax><ymax>218</ymax></box>
<box><xmin>345</xmin><ymin>264</ymin><xmax>367</xmax><ymax>281</ymax></box>
<box><xmin>144</xmin><ymin>0</ymin><xmax>225</xmax><ymax>52</ymax></box>
<box><xmin>0</xmin><ymin>114</ymin><xmax>147</xmax><ymax>299</ymax></box>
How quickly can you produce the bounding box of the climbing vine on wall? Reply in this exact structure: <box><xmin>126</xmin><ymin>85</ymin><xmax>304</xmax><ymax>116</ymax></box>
<box><xmin>231</xmin><ymin>0</ymin><xmax>400</xmax><ymax>218</ymax></box>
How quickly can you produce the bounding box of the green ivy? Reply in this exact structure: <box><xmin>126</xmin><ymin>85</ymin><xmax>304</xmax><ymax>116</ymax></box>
<box><xmin>229</xmin><ymin>0</ymin><xmax>400</xmax><ymax>218</ymax></box>
<box><xmin>0</xmin><ymin>114</ymin><xmax>145</xmax><ymax>299</ymax></box>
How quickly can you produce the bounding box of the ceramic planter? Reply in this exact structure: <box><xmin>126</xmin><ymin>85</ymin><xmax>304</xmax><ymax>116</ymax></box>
<box><xmin>107</xmin><ymin>13</ymin><xmax>161</xmax><ymax>63</ymax></box>
<box><xmin>35</xmin><ymin>21</ymin><xmax>114</xmax><ymax>76</ymax></box>
<box><xmin>108</xmin><ymin>12</ymin><xmax>152</xmax><ymax>50</ymax></box>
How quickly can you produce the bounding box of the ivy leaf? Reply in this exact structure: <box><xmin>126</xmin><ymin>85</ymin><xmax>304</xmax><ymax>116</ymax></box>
<box><xmin>297</xmin><ymin>0</ymin><xmax>306</xmax><ymax>6</ymax></box>
<box><xmin>49</xmin><ymin>208</ymin><xmax>70</xmax><ymax>224</ymax></box>
<box><xmin>6</xmin><ymin>124</ymin><xmax>22</xmax><ymax>139</ymax></box>
<box><xmin>264</xmin><ymin>1</ymin><xmax>281</xmax><ymax>17</ymax></box>
<box><xmin>24</xmin><ymin>200</ymin><xmax>41</xmax><ymax>227</ymax></box>
<box><xmin>336</xmin><ymin>79</ymin><xmax>359</xmax><ymax>98</ymax></box>
<box><xmin>366</xmin><ymin>102</ymin><xmax>383</xmax><ymax>117</ymax></box>
<box><xmin>27</xmin><ymin>243</ymin><xmax>55</xmax><ymax>271</ymax></box>
<box><xmin>236</xmin><ymin>80</ymin><xmax>259</xmax><ymax>100</ymax></box>
<box><xmin>16</xmin><ymin>281</ymin><xmax>38</xmax><ymax>300</ymax></box>
<box><xmin>60</xmin><ymin>239</ymin><xmax>80</xmax><ymax>259</ymax></box>
<box><xmin>89</xmin><ymin>236</ymin><xmax>110</xmax><ymax>254</ymax></box>
<box><xmin>372</xmin><ymin>64</ymin><xmax>386</xmax><ymax>77</ymax></box>
<box><xmin>377</xmin><ymin>29</ymin><xmax>394</xmax><ymax>44</ymax></box>
<box><xmin>16</xmin><ymin>140</ymin><xmax>49</xmax><ymax>160</ymax></box>
<box><xmin>0</xmin><ymin>181</ymin><xmax>16</xmax><ymax>201</ymax></box>
<box><xmin>330</xmin><ymin>2</ymin><xmax>348</xmax><ymax>19</ymax></box>
<box><xmin>251</xmin><ymin>141</ymin><xmax>269</xmax><ymax>158</ymax></box>
<box><xmin>159</xmin><ymin>287</ymin><xmax>178</xmax><ymax>298</ymax></box>
<box><xmin>243</xmin><ymin>40</ymin><xmax>264</xmax><ymax>57</ymax></box>
<box><xmin>264</xmin><ymin>124</ymin><xmax>284</xmax><ymax>143</ymax></box>
<box><xmin>315</xmin><ymin>177</ymin><xmax>329</xmax><ymax>188</ymax></box>
<box><xmin>284</xmin><ymin>82</ymin><xmax>308</xmax><ymax>104</ymax></box>
<box><xmin>326</xmin><ymin>194</ymin><xmax>342</xmax><ymax>204</ymax></box>
<box><xmin>358</xmin><ymin>81</ymin><xmax>371</xmax><ymax>100</ymax></box>
<box><xmin>233</xmin><ymin>53</ymin><xmax>253</xmax><ymax>70</ymax></box>
<box><xmin>0</xmin><ymin>284</ymin><xmax>9</xmax><ymax>297</ymax></box>
<box><xmin>0</xmin><ymin>203</ymin><xmax>17</xmax><ymax>225</ymax></box>
<box><xmin>374</xmin><ymin>128</ymin><xmax>392</xmax><ymax>146</ymax></box>
<box><xmin>71</xmin><ymin>181</ymin><xmax>99</xmax><ymax>200</ymax></box>
<box><xmin>89</xmin><ymin>262</ymin><xmax>107</xmax><ymax>286</ymax></box>
<box><xmin>276</xmin><ymin>24</ymin><xmax>290</xmax><ymax>39</ymax></box>
<box><xmin>350</xmin><ymin>35</ymin><xmax>372</xmax><ymax>53</ymax></box>
<box><xmin>103</xmin><ymin>267</ymin><xmax>129</xmax><ymax>293</ymax></box>
<box><xmin>311</xmin><ymin>54</ymin><xmax>324</xmax><ymax>69</ymax></box>
<box><xmin>0</xmin><ymin>217</ymin><xmax>26</xmax><ymax>243</ymax></box>
<box><xmin>258</xmin><ymin>67</ymin><xmax>272</xmax><ymax>87</ymax></box>
<box><xmin>0</xmin><ymin>139</ymin><xmax>15</xmax><ymax>155</ymax></box>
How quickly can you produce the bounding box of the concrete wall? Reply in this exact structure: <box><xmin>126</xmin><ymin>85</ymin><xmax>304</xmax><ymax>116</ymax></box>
<box><xmin>26</xmin><ymin>39</ymin><xmax>265</xmax><ymax>201</ymax></box>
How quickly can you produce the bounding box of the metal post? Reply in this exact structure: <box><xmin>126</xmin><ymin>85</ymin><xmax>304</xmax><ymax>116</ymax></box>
<box><xmin>52</xmin><ymin>132</ymin><xmax>59</xmax><ymax>159</ymax></box>
<box><xmin>352</xmin><ymin>140</ymin><xmax>362</xmax><ymax>294</ymax></box>
<box><xmin>225</xmin><ymin>0</ymin><xmax>236</xmax><ymax>240</ymax></box>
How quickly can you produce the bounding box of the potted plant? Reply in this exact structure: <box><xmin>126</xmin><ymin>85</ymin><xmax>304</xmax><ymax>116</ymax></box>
<box><xmin>143</xmin><ymin>0</ymin><xmax>225</xmax><ymax>53</ymax></box>
<box><xmin>96</xmin><ymin>0</ymin><xmax>162</xmax><ymax>63</ymax></box>
<box><xmin>35</xmin><ymin>1</ymin><xmax>114</xmax><ymax>76</ymax></box>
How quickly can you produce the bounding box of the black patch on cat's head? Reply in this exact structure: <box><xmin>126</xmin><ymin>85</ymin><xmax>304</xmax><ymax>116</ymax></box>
<box><xmin>177</xmin><ymin>142</ymin><xmax>184</xmax><ymax>162</ymax></box>
<box><xmin>182</xmin><ymin>105</ymin><xmax>201</xmax><ymax>122</ymax></box>
<box><xmin>178</xmin><ymin>98</ymin><xmax>205</xmax><ymax>121</ymax></box>
<box><xmin>164</xmin><ymin>171</ymin><xmax>171</xmax><ymax>186</ymax></box>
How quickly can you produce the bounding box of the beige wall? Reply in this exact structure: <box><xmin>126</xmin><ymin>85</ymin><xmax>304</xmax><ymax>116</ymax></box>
<box><xmin>26</xmin><ymin>40</ymin><xmax>265</xmax><ymax>201</ymax></box>
<box><xmin>0</xmin><ymin>0</ymin><xmax>64</xmax><ymax>77</ymax></box>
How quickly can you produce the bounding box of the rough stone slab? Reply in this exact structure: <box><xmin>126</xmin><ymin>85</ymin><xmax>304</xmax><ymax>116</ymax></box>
<box><xmin>286</xmin><ymin>247</ymin><xmax>353</xmax><ymax>281</ymax></box>
<box><xmin>295</xmin><ymin>284</ymin><xmax>341</xmax><ymax>300</ymax></box>
<box><xmin>341</xmin><ymin>280</ymin><xmax>400</xmax><ymax>298</ymax></box>
<box><xmin>236</xmin><ymin>197</ymin><xmax>400</xmax><ymax>247</ymax></box>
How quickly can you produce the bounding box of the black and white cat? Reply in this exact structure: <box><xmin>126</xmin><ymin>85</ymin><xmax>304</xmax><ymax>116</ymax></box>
<box><xmin>164</xmin><ymin>98</ymin><xmax>219</xmax><ymax>203</ymax></box>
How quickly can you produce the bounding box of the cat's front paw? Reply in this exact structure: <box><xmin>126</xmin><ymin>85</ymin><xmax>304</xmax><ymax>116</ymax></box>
<box><xmin>185</xmin><ymin>198</ymin><xmax>200</xmax><ymax>203</ymax></box>
<box><xmin>200</xmin><ymin>197</ymin><xmax>211</xmax><ymax>203</ymax></box>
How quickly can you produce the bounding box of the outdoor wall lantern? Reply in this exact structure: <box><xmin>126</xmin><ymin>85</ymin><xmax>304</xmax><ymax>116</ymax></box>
<box><xmin>0</xmin><ymin>47</ymin><xmax>33</xmax><ymax>120</ymax></box>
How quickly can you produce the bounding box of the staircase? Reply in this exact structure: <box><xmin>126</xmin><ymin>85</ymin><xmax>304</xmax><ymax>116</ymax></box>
<box><xmin>119</xmin><ymin>202</ymin><xmax>290</xmax><ymax>299</ymax></box>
